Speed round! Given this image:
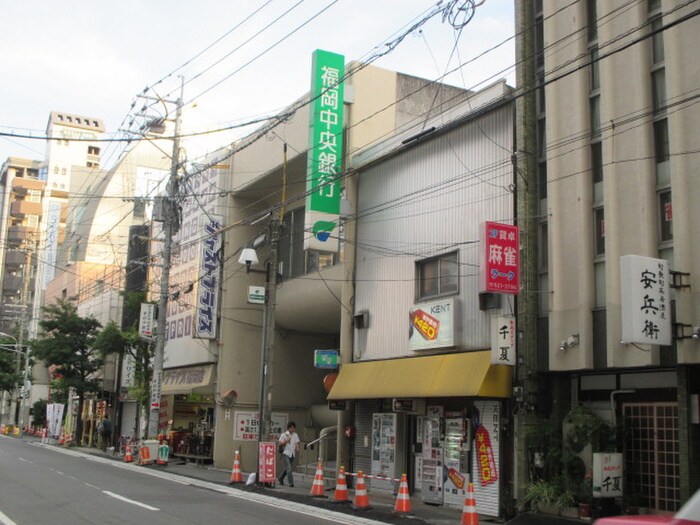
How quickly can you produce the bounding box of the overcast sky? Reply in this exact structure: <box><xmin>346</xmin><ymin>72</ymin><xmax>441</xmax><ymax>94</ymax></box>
<box><xmin>0</xmin><ymin>0</ymin><xmax>515</xmax><ymax>166</ymax></box>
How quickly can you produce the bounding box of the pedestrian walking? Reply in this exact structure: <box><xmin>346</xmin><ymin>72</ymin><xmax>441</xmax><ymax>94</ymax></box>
<box><xmin>277</xmin><ymin>421</ymin><xmax>300</xmax><ymax>487</ymax></box>
<box><xmin>99</xmin><ymin>414</ymin><xmax>111</xmax><ymax>452</ymax></box>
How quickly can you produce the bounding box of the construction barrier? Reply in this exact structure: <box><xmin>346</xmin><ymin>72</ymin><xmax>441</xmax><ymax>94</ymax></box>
<box><xmin>139</xmin><ymin>445</ymin><xmax>153</xmax><ymax>465</ymax></box>
<box><xmin>332</xmin><ymin>466</ymin><xmax>350</xmax><ymax>503</ymax></box>
<box><xmin>310</xmin><ymin>461</ymin><xmax>326</xmax><ymax>497</ymax></box>
<box><xmin>229</xmin><ymin>450</ymin><xmax>243</xmax><ymax>484</ymax></box>
<box><xmin>393</xmin><ymin>473</ymin><xmax>412</xmax><ymax>515</ymax></box>
<box><xmin>462</xmin><ymin>482</ymin><xmax>479</xmax><ymax>525</ymax></box>
<box><xmin>352</xmin><ymin>470</ymin><xmax>371</xmax><ymax>510</ymax></box>
<box><xmin>157</xmin><ymin>442</ymin><xmax>169</xmax><ymax>465</ymax></box>
<box><xmin>124</xmin><ymin>444</ymin><xmax>134</xmax><ymax>463</ymax></box>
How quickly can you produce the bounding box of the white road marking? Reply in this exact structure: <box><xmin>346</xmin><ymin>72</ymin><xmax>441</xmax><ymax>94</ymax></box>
<box><xmin>0</xmin><ymin>509</ymin><xmax>18</xmax><ymax>525</ymax></box>
<box><xmin>102</xmin><ymin>491</ymin><xmax>159</xmax><ymax>511</ymax></box>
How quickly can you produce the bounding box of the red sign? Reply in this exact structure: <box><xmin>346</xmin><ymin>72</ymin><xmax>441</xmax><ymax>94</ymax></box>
<box><xmin>483</xmin><ymin>222</ymin><xmax>519</xmax><ymax>294</ymax></box>
<box><xmin>447</xmin><ymin>467</ymin><xmax>466</xmax><ymax>490</ymax></box>
<box><xmin>475</xmin><ymin>425</ymin><xmax>498</xmax><ymax>486</ymax></box>
<box><xmin>411</xmin><ymin>309</ymin><xmax>440</xmax><ymax>340</ymax></box>
<box><xmin>258</xmin><ymin>441</ymin><xmax>277</xmax><ymax>483</ymax></box>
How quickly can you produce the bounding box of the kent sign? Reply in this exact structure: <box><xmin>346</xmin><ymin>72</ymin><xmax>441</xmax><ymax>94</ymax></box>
<box><xmin>304</xmin><ymin>49</ymin><xmax>345</xmax><ymax>253</ymax></box>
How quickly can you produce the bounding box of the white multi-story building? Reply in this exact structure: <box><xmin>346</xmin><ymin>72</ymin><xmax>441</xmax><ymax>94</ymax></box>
<box><xmin>516</xmin><ymin>0</ymin><xmax>700</xmax><ymax>512</ymax></box>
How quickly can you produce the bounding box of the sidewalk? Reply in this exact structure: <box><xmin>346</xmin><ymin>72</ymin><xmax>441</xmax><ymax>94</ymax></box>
<box><xmin>66</xmin><ymin>441</ymin><xmax>467</xmax><ymax>525</ymax></box>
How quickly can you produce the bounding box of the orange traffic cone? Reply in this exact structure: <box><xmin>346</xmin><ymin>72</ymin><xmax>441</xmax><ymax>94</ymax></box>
<box><xmin>462</xmin><ymin>482</ymin><xmax>479</xmax><ymax>525</ymax></box>
<box><xmin>229</xmin><ymin>450</ymin><xmax>243</xmax><ymax>484</ymax></box>
<box><xmin>332</xmin><ymin>466</ymin><xmax>350</xmax><ymax>503</ymax></box>
<box><xmin>124</xmin><ymin>444</ymin><xmax>134</xmax><ymax>463</ymax></box>
<box><xmin>139</xmin><ymin>445</ymin><xmax>153</xmax><ymax>465</ymax></box>
<box><xmin>310</xmin><ymin>461</ymin><xmax>326</xmax><ymax>497</ymax></box>
<box><xmin>393</xmin><ymin>473</ymin><xmax>412</xmax><ymax>515</ymax></box>
<box><xmin>57</xmin><ymin>431</ymin><xmax>64</xmax><ymax>445</ymax></box>
<box><xmin>352</xmin><ymin>470</ymin><xmax>371</xmax><ymax>510</ymax></box>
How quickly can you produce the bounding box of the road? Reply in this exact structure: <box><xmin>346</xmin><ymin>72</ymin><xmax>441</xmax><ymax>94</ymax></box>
<box><xmin>0</xmin><ymin>436</ymin><xmax>384</xmax><ymax>525</ymax></box>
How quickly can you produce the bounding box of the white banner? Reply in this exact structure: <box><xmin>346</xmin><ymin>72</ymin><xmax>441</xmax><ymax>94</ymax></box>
<box><xmin>620</xmin><ymin>255</ymin><xmax>671</xmax><ymax>345</ymax></box>
<box><xmin>491</xmin><ymin>315</ymin><xmax>516</xmax><ymax>366</ymax></box>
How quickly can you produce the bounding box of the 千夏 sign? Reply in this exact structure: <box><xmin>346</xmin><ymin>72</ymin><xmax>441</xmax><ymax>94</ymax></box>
<box><xmin>620</xmin><ymin>255</ymin><xmax>671</xmax><ymax>345</ymax></box>
<box><xmin>491</xmin><ymin>315</ymin><xmax>516</xmax><ymax>366</ymax></box>
<box><xmin>482</xmin><ymin>222</ymin><xmax>519</xmax><ymax>294</ymax></box>
<box><xmin>409</xmin><ymin>298</ymin><xmax>456</xmax><ymax>351</ymax></box>
<box><xmin>304</xmin><ymin>49</ymin><xmax>345</xmax><ymax>253</ymax></box>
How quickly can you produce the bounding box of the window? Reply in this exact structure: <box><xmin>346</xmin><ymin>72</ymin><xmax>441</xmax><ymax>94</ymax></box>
<box><xmin>53</xmin><ymin>166</ymin><xmax>59</xmax><ymax>175</ymax></box>
<box><xmin>594</xmin><ymin>207</ymin><xmax>605</xmax><ymax>256</ymax></box>
<box><xmin>589</xmin><ymin>47</ymin><xmax>600</xmax><ymax>91</ymax></box>
<box><xmin>658</xmin><ymin>190</ymin><xmax>672</xmax><ymax>242</ymax></box>
<box><xmin>652</xmin><ymin>69</ymin><xmax>666</xmax><ymax>111</ymax></box>
<box><xmin>416</xmin><ymin>251</ymin><xmax>459</xmax><ymax>300</ymax></box>
<box><xmin>591</xmin><ymin>141</ymin><xmax>604</xmax><ymax>203</ymax></box>
<box><xmin>27</xmin><ymin>215</ymin><xmax>39</xmax><ymax>228</ymax></box>
<box><xmin>587</xmin><ymin>0</ymin><xmax>598</xmax><ymax>43</ymax></box>
<box><xmin>88</xmin><ymin>146</ymin><xmax>100</xmax><ymax>155</ymax></box>
<box><xmin>27</xmin><ymin>190</ymin><xmax>41</xmax><ymax>203</ymax></box>
<box><xmin>590</xmin><ymin>95</ymin><xmax>600</xmax><ymax>138</ymax></box>
<box><xmin>654</xmin><ymin>119</ymin><xmax>669</xmax><ymax>164</ymax></box>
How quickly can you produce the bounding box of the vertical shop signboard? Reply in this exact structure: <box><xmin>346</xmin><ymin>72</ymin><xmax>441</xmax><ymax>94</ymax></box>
<box><xmin>620</xmin><ymin>255</ymin><xmax>671</xmax><ymax>345</ymax></box>
<box><xmin>491</xmin><ymin>314</ymin><xmax>516</xmax><ymax>366</ymax></box>
<box><xmin>482</xmin><ymin>221</ymin><xmax>519</xmax><ymax>294</ymax></box>
<box><xmin>471</xmin><ymin>400</ymin><xmax>501</xmax><ymax>517</ymax></box>
<box><xmin>304</xmin><ymin>49</ymin><xmax>345</xmax><ymax>252</ymax></box>
<box><xmin>258</xmin><ymin>441</ymin><xmax>277</xmax><ymax>483</ymax></box>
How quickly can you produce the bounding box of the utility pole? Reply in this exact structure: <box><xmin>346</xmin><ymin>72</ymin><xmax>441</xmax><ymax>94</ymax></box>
<box><xmin>514</xmin><ymin>0</ymin><xmax>541</xmax><ymax>501</ymax></box>
<box><xmin>17</xmin><ymin>240</ymin><xmax>33</xmax><ymax>433</ymax></box>
<box><xmin>147</xmin><ymin>77</ymin><xmax>184</xmax><ymax>439</ymax></box>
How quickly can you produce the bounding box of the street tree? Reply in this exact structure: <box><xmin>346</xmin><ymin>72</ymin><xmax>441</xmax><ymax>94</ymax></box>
<box><xmin>93</xmin><ymin>291</ymin><xmax>154</xmax><ymax>438</ymax></box>
<box><xmin>30</xmin><ymin>299</ymin><xmax>102</xmax><ymax>444</ymax></box>
<box><xmin>0</xmin><ymin>337</ymin><xmax>19</xmax><ymax>397</ymax></box>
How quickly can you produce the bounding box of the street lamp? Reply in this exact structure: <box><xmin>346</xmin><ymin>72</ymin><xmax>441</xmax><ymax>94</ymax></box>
<box><xmin>238</xmin><ymin>216</ymin><xmax>280</xmax><ymax>482</ymax></box>
<box><xmin>0</xmin><ymin>332</ymin><xmax>29</xmax><ymax>434</ymax></box>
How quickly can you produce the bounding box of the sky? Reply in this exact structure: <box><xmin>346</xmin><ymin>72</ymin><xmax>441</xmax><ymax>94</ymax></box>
<box><xmin>0</xmin><ymin>0</ymin><xmax>515</xmax><ymax>167</ymax></box>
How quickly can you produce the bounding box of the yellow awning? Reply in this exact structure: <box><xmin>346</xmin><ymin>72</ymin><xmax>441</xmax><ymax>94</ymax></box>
<box><xmin>162</xmin><ymin>364</ymin><xmax>214</xmax><ymax>395</ymax></box>
<box><xmin>327</xmin><ymin>350</ymin><xmax>511</xmax><ymax>400</ymax></box>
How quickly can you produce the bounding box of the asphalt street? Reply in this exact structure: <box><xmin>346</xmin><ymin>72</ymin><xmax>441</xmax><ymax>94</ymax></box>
<box><xmin>0</xmin><ymin>435</ymin><xmax>390</xmax><ymax>525</ymax></box>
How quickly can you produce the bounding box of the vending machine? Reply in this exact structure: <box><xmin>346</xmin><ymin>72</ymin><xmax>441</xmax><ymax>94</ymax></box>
<box><xmin>443</xmin><ymin>416</ymin><xmax>470</xmax><ymax>509</ymax></box>
<box><xmin>421</xmin><ymin>408</ymin><xmax>444</xmax><ymax>504</ymax></box>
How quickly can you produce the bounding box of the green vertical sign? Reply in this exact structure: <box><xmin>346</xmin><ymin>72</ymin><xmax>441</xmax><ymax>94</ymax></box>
<box><xmin>305</xmin><ymin>49</ymin><xmax>345</xmax><ymax>252</ymax></box>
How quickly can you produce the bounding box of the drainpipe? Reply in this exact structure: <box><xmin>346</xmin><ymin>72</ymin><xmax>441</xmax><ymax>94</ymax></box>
<box><xmin>610</xmin><ymin>389</ymin><xmax>636</xmax><ymax>428</ymax></box>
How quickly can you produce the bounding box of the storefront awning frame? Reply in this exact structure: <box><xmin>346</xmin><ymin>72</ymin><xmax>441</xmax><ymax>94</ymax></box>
<box><xmin>327</xmin><ymin>350</ymin><xmax>511</xmax><ymax>400</ymax></box>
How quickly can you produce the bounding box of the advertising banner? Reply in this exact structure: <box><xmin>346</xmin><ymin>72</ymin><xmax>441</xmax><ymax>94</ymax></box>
<box><xmin>409</xmin><ymin>298</ymin><xmax>456</xmax><ymax>351</ymax></box>
<box><xmin>304</xmin><ymin>49</ymin><xmax>345</xmax><ymax>252</ymax></box>
<box><xmin>234</xmin><ymin>411</ymin><xmax>287</xmax><ymax>441</ymax></box>
<box><xmin>471</xmin><ymin>400</ymin><xmax>501</xmax><ymax>517</ymax></box>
